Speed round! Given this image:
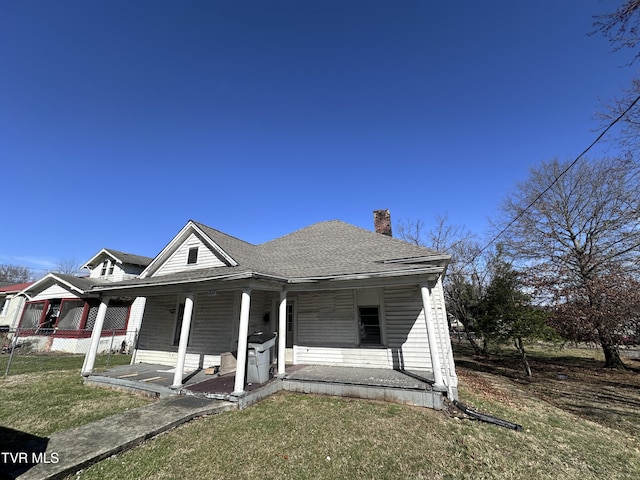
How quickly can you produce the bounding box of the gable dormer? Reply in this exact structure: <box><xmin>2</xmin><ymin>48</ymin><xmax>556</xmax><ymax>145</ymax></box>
<box><xmin>83</xmin><ymin>249</ymin><xmax>152</xmax><ymax>281</ymax></box>
<box><xmin>141</xmin><ymin>221</ymin><xmax>238</xmax><ymax>278</ymax></box>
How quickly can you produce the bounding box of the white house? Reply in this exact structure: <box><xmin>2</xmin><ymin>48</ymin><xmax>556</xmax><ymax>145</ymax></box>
<box><xmin>14</xmin><ymin>249</ymin><xmax>152</xmax><ymax>354</ymax></box>
<box><xmin>0</xmin><ymin>282</ymin><xmax>34</xmax><ymax>330</ymax></box>
<box><xmin>83</xmin><ymin>212</ymin><xmax>459</xmax><ymax>400</ymax></box>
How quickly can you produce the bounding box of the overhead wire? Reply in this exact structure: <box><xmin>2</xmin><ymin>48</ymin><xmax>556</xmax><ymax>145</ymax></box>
<box><xmin>469</xmin><ymin>93</ymin><xmax>640</xmax><ymax>264</ymax></box>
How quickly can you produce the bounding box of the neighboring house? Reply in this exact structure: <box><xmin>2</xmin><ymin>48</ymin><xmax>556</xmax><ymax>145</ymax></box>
<box><xmin>15</xmin><ymin>249</ymin><xmax>152</xmax><ymax>354</ymax></box>
<box><xmin>82</xmin><ymin>248</ymin><xmax>154</xmax><ymax>282</ymax></box>
<box><xmin>84</xmin><ymin>212</ymin><xmax>459</xmax><ymax>399</ymax></box>
<box><xmin>0</xmin><ymin>282</ymin><xmax>34</xmax><ymax>329</ymax></box>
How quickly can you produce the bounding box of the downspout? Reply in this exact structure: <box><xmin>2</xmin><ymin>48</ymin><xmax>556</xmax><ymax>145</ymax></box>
<box><xmin>453</xmin><ymin>400</ymin><xmax>522</xmax><ymax>431</ymax></box>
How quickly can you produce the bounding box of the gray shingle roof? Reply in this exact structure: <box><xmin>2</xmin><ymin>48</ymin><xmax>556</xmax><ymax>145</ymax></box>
<box><xmin>103</xmin><ymin>249</ymin><xmax>153</xmax><ymax>267</ymax></box>
<box><xmin>54</xmin><ymin>273</ymin><xmax>110</xmax><ymax>291</ymax></box>
<box><xmin>192</xmin><ymin>222</ymin><xmax>263</xmax><ymax>269</ymax></box>
<box><xmin>92</xmin><ymin>219</ymin><xmax>449</xmax><ymax>291</ymax></box>
<box><xmin>195</xmin><ymin>219</ymin><xmax>447</xmax><ymax>278</ymax></box>
<box><xmin>25</xmin><ymin>273</ymin><xmax>111</xmax><ymax>295</ymax></box>
<box><xmin>259</xmin><ymin>220</ymin><xmax>445</xmax><ymax>278</ymax></box>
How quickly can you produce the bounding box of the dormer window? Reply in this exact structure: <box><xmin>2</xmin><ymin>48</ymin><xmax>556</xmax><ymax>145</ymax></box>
<box><xmin>100</xmin><ymin>259</ymin><xmax>115</xmax><ymax>277</ymax></box>
<box><xmin>187</xmin><ymin>247</ymin><xmax>199</xmax><ymax>265</ymax></box>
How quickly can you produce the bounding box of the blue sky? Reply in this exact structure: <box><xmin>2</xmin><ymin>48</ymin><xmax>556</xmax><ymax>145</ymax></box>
<box><xmin>1</xmin><ymin>0</ymin><xmax>637</xmax><ymax>276</ymax></box>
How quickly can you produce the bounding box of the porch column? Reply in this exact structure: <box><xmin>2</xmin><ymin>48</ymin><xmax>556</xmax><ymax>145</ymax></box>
<box><xmin>233</xmin><ymin>288</ymin><xmax>251</xmax><ymax>395</ymax></box>
<box><xmin>81</xmin><ymin>297</ymin><xmax>110</xmax><ymax>376</ymax></box>
<box><xmin>277</xmin><ymin>290</ymin><xmax>287</xmax><ymax>376</ymax></box>
<box><xmin>420</xmin><ymin>284</ymin><xmax>446</xmax><ymax>391</ymax></box>
<box><xmin>171</xmin><ymin>293</ymin><xmax>195</xmax><ymax>389</ymax></box>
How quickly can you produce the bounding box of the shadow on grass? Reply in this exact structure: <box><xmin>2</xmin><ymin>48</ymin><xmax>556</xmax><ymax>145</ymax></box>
<box><xmin>453</xmin><ymin>340</ymin><xmax>640</xmax><ymax>436</ymax></box>
<box><xmin>0</xmin><ymin>427</ymin><xmax>49</xmax><ymax>479</ymax></box>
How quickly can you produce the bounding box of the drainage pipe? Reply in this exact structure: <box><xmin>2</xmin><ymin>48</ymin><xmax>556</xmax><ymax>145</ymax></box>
<box><xmin>453</xmin><ymin>400</ymin><xmax>523</xmax><ymax>431</ymax></box>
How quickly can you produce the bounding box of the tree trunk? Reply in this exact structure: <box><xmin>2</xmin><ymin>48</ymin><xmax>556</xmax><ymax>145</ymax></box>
<box><xmin>466</xmin><ymin>331</ymin><xmax>483</xmax><ymax>355</ymax></box>
<box><xmin>599</xmin><ymin>332</ymin><xmax>626</xmax><ymax>369</ymax></box>
<box><xmin>514</xmin><ymin>336</ymin><xmax>532</xmax><ymax>378</ymax></box>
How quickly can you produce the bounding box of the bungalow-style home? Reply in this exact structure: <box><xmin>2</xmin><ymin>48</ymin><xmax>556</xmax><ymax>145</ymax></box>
<box><xmin>14</xmin><ymin>249</ymin><xmax>152</xmax><ymax>354</ymax></box>
<box><xmin>0</xmin><ymin>282</ymin><xmax>34</xmax><ymax>330</ymax></box>
<box><xmin>82</xmin><ymin>211</ymin><xmax>459</xmax><ymax>400</ymax></box>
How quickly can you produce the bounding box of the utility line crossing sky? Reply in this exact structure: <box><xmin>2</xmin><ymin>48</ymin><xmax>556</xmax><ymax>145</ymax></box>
<box><xmin>1</xmin><ymin>0</ymin><xmax>637</xmax><ymax>276</ymax></box>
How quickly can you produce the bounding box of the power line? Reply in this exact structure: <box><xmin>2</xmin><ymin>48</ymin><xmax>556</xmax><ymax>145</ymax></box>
<box><xmin>470</xmin><ymin>93</ymin><xmax>640</xmax><ymax>263</ymax></box>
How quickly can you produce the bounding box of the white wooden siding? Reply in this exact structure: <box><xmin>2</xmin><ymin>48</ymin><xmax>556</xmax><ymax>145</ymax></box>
<box><xmin>136</xmin><ymin>291</ymin><xmax>237</xmax><ymax>360</ymax></box>
<box><xmin>32</xmin><ymin>284</ymin><xmax>79</xmax><ymax>301</ymax></box>
<box><xmin>87</xmin><ymin>262</ymin><xmax>122</xmax><ymax>280</ymax></box>
<box><xmin>88</xmin><ymin>261</ymin><xmax>145</xmax><ymax>281</ymax></box>
<box><xmin>248</xmin><ymin>290</ymin><xmax>277</xmax><ymax>334</ymax></box>
<box><xmin>296</xmin><ymin>290</ymin><xmax>356</xmax><ymax>346</ymax></box>
<box><xmin>294</xmin><ymin>346</ymin><xmax>391</xmax><ymax>368</ymax></box>
<box><xmin>87</xmin><ymin>264</ymin><xmax>103</xmax><ymax>279</ymax></box>
<box><xmin>154</xmin><ymin>233</ymin><xmax>227</xmax><ymax>276</ymax></box>
<box><xmin>136</xmin><ymin>296</ymin><xmax>177</xmax><ymax>352</ymax></box>
<box><xmin>134</xmin><ymin>350</ymin><xmax>221</xmax><ymax>370</ymax></box>
<box><xmin>190</xmin><ymin>291</ymin><xmax>236</xmax><ymax>354</ymax></box>
<box><xmin>127</xmin><ymin>297</ymin><xmax>147</xmax><ymax>332</ymax></box>
<box><xmin>0</xmin><ymin>295</ymin><xmax>26</xmax><ymax>329</ymax></box>
<box><xmin>136</xmin><ymin>290</ymin><xmax>277</xmax><ymax>368</ymax></box>
<box><xmin>383</xmin><ymin>286</ymin><xmax>431</xmax><ymax>371</ymax></box>
<box><xmin>132</xmin><ymin>284</ymin><xmax>456</xmax><ymax>388</ymax></box>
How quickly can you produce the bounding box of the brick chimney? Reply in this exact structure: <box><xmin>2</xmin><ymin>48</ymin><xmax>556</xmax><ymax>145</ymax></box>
<box><xmin>373</xmin><ymin>209</ymin><xmax>392</xmax><ymax>237</ymax></box>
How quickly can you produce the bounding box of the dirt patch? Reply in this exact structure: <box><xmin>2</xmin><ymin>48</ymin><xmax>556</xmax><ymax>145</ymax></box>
<box><xmin>457</xmin><ymin>369</ymin><xmax>525</xmax><ymax>407</ymax></box>
<box><xmin>453</xmin><ymin>341</ymin><xmax>640</xmax><ymax>436</ymax></box>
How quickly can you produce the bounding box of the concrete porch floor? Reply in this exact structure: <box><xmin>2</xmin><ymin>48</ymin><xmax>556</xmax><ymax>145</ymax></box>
<box><xmin>87</xmin><ymin>363</ymin><xmax>445</xmax><ymax>409</ymax></box>
<box><xmin>86</xmin><ymin>362</ymin><xmax>212</xmax><ymax>398</ymax></box>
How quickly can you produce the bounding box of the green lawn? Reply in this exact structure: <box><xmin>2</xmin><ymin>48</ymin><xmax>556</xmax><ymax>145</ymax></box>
<box><xmin>75</xmin><ymin>345</ymin><xmax>640</xmax><ymax>480</ymax></box>
<box><xmin>0</xmin><ymin>351</ymin><xmax>133</xmax><ymax>375</ymax></box>
<box><xmin>0</xmin><ymin>353</ymin><xmax>152</xmax><ymax>446</ymax></box>
<box><xmin>2</xmin><ymin>347</ymin><xmax>639</xmax><ymax>479</ymax></box>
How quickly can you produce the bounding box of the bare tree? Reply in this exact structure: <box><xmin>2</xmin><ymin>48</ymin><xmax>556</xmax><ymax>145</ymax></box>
<box><xmin>593</xmin><ymin>1</ymin><xmax>640</xmax><ymax>151</ymax></box>
<box><xmin>397</xmin><ymin>215</ymin><xmax>477</xmax><ymax>254</ymax></box>
<box><xmin>397</xmin><ymin>216</ymin><xmax>489</xmax><ymax>353</ymax></box>
<box><xmin>53</xmin><ymin>257</ymin><xmax>82</xmax><ymax>276</ymax></box>
<box><xmin>596</xmin><ymin>77</ymin><xmax>640</xmax><ymax>152</ymax></box>
<box><xmin>0</xmin><ymin>264</ymin><xmax>34</xmax><ymax>283</ymax></box>
<box><xmin>499</xmin><ymin>157</ymin><xmax>640</xmax><ymax>368</ymax></box>
<box><xmin>395</xmin><ymin>218</ymin><xmax>428</xmax><ymax>247</ymax></box>
<box><xmin>593</xmin><ymin>0</ymin><xmax>640</xmax><ymax>60</ymax></box>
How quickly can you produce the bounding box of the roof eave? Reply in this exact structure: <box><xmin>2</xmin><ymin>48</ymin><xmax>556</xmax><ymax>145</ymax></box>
<box><xmin>378</xmin><ymin>254</ymin><xmax>451</xmax><ymax>265</ymax></box>
<box><xmin>90</xmin><ymin>271</ymin><xmax>290</xmax><ymax>293</ymax></box>
<box><xmin>287</xmin><ymin>266</ymin><xmax>445</xmax><ymax>284</ymax></box>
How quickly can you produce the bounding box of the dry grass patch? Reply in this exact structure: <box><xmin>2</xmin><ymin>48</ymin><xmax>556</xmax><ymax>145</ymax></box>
<box><xmin>0</xmin><ymin>369</ymin><xmax>152</xmax><ymax>444</ymax></box>
<box><xmin>77</xmin><ymin>380</ymin><xmax>640</xmax><ymax>480</ymax></box>
<box><xmin>453</xmin><ymin>342</ymin><xmax>640</xmax><ymax>436</ymax></box>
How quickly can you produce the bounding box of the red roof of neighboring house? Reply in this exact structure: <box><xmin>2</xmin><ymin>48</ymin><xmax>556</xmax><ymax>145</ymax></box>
<box><xmin>0</xmin><ymin>282</ymin><xmax>35</xmax><ymax>293</ymax></box>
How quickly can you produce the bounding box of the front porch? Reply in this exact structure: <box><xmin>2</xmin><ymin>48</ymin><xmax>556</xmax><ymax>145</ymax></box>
<box><xmin>86</xmin><ymin>363</ymin><xmax>446</xmax><ymax>410</ymax></box>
